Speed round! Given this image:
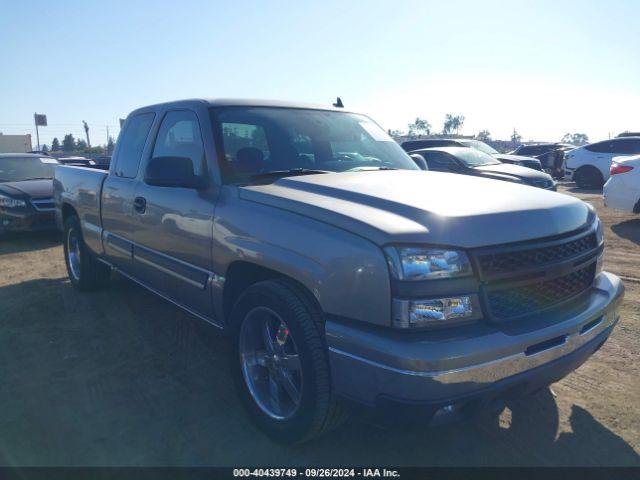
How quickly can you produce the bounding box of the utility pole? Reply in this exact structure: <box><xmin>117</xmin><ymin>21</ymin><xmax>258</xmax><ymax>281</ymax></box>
<box><xmin>83</xmin><ymin>120</ymin><xmax>91</xmax><ymax>147</ymax></box>
<box><xmin>106</xmin><ymin>125</ymin><xmax>110</xmax><ymax>154</ymax></box>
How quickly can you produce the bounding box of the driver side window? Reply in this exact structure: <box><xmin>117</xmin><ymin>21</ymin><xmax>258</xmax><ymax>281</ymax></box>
<box><xmin>153</xmin><ymin>110</ymin><xmax>205</xmax><ymax>176</ymax></box>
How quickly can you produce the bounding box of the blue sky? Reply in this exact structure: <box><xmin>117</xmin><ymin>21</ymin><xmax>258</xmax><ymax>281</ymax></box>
<box><xmin>1</xmin><ymin>0</ymin><xmax>639</xmax><ymax>147</ymax></box>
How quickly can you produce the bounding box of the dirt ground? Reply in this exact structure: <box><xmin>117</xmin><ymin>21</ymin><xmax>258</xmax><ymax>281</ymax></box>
<box><xmin>0</xmin><ymin>183</ymin><xmax>639</xmax><ymax>467</ymax></box>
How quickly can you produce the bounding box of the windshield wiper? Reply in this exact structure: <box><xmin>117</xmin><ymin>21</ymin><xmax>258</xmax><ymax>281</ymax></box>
<box><xmin>248</xmin><ymin>169</ymin><xmax>331</xmax><ymax>182</ymax></box>
<box><xmin>22</xmin><ymin>177</ymin><xmax>53</xmax><ymax>181</ymax></box>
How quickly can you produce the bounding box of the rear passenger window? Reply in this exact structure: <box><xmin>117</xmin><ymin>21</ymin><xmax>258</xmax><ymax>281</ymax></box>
<box><xmin>153</xmin><ymin>111</ymin><xmax>206</xmax><ymax>175</ymax></box>
<box><xmin>615</xmin><ymin>138</ymin><xmax>640</xmax><ymax>155</ymax></box>
<box><xmin>114</xmin><ymin>112</ymin><xmax>155</xmax><ymax>178</ymax></box>
<box><xmin>586</xmin><ymin>141</ymin><xmax>615</xmax><ymax>153</ymax></box>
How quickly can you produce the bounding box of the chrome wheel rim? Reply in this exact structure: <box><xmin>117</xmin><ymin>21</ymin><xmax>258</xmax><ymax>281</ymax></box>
<box><xmin>67</xmin><ymin>227</ymin><xmax>81</xmax><ymax>281</ymax></box>
<box><xmin>239</xmin><ymin>307</ymin><xmax>303</xmax><ymax>420</ymax></box>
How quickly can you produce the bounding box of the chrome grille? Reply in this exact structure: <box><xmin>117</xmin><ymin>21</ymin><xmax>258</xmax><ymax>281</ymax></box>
<box><xmin>473</xmin><ymin>228</ymin><xmax>599</xmax><ymax>322</ymax></box>
<box><xmin>486</xmin><ymin>263</ymin><xmax>596</xmax><ymax>320</ymax></box>
<box><xmin>477</xmin><ymin>233</ymin><xmax>597</xmax><ymax>276</ymax></box>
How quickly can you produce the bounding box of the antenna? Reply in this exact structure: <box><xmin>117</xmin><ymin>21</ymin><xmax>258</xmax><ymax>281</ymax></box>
<box><xmin>333</xmin><ymin>97</ymin><xmax>344</xmax><ymax>108</ymax></box>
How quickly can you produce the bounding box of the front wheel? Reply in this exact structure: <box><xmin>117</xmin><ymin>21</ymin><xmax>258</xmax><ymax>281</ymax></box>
<box><xmin>229</xmin><ymin>279</ymin><xmax>349</xmax><ymax>443</ymax></box>
<box><xmin>63</xmin><ymin>215</ymin><xmax>110</xmax><ymax>291</ymax></box>
<box><xmin>574</xmin><ymin>166</ymin><xmax>604</xmax><ymax>189</ymax></box>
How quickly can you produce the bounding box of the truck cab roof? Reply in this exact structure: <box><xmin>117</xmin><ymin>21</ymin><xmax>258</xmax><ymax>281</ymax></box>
<box><xmin>128</xmin><ymin>98</ymin><xmax>351</xmax><ymax>116</ymax></box>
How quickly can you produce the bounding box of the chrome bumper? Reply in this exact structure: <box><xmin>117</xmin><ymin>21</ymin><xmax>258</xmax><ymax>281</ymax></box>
<box><xmin>327</xmin><ymin>272</ymin><xmax>624</xmax><ymax>406</ymax></box>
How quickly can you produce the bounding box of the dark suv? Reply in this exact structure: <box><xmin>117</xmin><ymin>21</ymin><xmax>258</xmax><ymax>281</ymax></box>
<box><xmin>401</xmin><ymin>138</ymin><xmax>543</xmax><ymax>171</ymax></box>
<box><xmin>512</xmin><ymin>143</ymin><xmax>574</xmax><ymax>177</ymax></box>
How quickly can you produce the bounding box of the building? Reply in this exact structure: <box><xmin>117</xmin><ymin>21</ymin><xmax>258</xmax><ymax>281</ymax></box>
<box><xmin>0</xmin><ymin>133</ymin><xmax>32</xmax><ymax>153</ymax></box>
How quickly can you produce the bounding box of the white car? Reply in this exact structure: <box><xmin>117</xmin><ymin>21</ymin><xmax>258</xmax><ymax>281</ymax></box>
<box><xmin>603</xmin><ymin>155</ymin><xmax>640</xmax><ymax>214</ymax></box>
<box><xmin>565</xmin><ymin>136</ymin><xmax>640</xmax><ymax>188</ymax></box>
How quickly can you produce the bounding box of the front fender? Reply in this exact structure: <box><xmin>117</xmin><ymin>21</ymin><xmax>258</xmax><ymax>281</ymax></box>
<box><xmin>211</xmin><ymin>195</ymin><xmax>392</xmax><ymax>327</ymax></box>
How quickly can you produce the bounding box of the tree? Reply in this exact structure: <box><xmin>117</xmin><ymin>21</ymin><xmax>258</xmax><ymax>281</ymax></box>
<box><xmin>106</xmin><ymin>136</ymin><xmax>115</xmax><ymax>154</ymax></box>
<box><xmin>41</xmin><ymin>144</ymin><xmax>49</xmax><ymax>153</ymax></box>
<box><xmin>477</xmin><ymin>130</ymin><xmax>491</xmax><ymax>141</ymax></box>
<box><xmin>561</xmin><ymin>133</ymin><xmax>589</xmax><ymax>146</ymax></box>
<box><xmin>76</xmin><ymin>139</ymin><xmax>87</xmax><ymax>150</ymax></box>
<box><xmin>443</xmin><ymin>114</ymin><xmax>465</xmax><ymax>135</ymax></box>
<box><xmin>51</xmin><ymin>137</ymin><xmax>61</xmax><ymax>151</ymax></box>
<box><xmin>511</xmin><ymin>129</ymin><xmax>522</xmax><ymax>145</ymax></box>
<box><xmin>62</xmin><ymin>134</ymin><xmax>75</xmax><ymax>152</ymax></box>
<box><xmin>407</xmin><ymin>117</ymin><xmax>431</xmax><ymax>138</ymax></box>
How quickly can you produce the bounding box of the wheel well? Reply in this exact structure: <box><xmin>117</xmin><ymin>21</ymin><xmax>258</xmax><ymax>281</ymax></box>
<box><xmin>222</xmin><ymin>262</ymin><xmax>319</xmax><ymax>323</ymax></box>
<box><xmin>576</xmin><ymin>165</ymin><xmax>602</xmax><ymax>177</ymax></box>
<box><xmin>61</xmin><ymin>203</ymin><xmax>78</xmax><ymax>223</ymax></box>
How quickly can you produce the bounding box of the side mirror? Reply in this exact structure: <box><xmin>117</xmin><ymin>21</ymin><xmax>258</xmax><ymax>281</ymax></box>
<box><xmin>410</xmin><ymin>154</ymin><xmax>428</xmax><ymax>171</ymax></box>
<box><xmin>145</xmin><ymin>156</ymin><xmax>208</xmax><ymax>189</ymax></box>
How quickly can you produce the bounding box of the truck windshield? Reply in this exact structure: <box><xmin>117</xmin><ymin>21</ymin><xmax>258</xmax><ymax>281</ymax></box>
<box><xmin>210</xmin><ymin>107</ymin><xmax>418</xmax><ymax>183</ymax></box>
<box><xmin>460</xmin><ymin>140</ymin><xmax>499</xmax><ymax>155</ymax></box>
<box><xmin>454</xmin><ymin>149</ymin><xmax>502</xmax><ymax>167</ymax></box>
<box><xmin>0</xmin><ymin>157</ymin><xmax>59</xmax><ymax>182</ymax></box>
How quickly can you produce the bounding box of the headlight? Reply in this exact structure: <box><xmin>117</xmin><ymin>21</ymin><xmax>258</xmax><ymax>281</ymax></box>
<box><xmin>0</xmin><ymin>194</ymin><xmax>26</xmax><ymax>208</ymax></box>
<box><xmin>393</xmin><ymin>295</ymin><xmax>482</xmax><ymax>329</ymax></box>
<box><xmin>384</xmin><ymin>246</ymin><xmax>472</xmax><ymax>281</ymax></box>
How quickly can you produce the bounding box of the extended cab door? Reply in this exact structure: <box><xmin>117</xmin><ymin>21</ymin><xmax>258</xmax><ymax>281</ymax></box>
<box><xmin>101</xmin><ymin>111</ymin><xmax>155</xmax><ymax>272</ymax></box>
<box><xmin>131</xmin><ymin>108</ymin><xmax>218</xmax><ymax>320</ymax></box>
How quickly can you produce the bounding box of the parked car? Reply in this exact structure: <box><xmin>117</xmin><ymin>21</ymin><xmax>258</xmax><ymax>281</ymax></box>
<box><xmin>54</xmin><ymin>99</ymin><xmax>623</xmax><ymax>443</ymax></box>
<box><xmin>28</xmin><ymin>150</ymin><xmax>53</xmax><ymax>156</ymax></box>
<box><xmin>565</xmin><ymin>137</ymin><xmax>640</xmax><ymax>188</ymax></box>
<box><xmin>57</xmin><ymin>156</ymin><xmax>93</xmax><ymax>167</ymax></box>
<box><xmin>401</xmin><ymin>138</ymin><xmax>543</xmax><ymax>171</ymax></box>
<box><xmin>0</xmin><ymin>153</ymin><xmax>59</xmax><ymax>235</ymax></box>
<box><xmin>409</xmin><ymin>146</ymin><xmax>556</xmax><ymax>190</ymax></box>
<box><xmin>603</xmin><ymin>155</ymin><xmax>640</xmax><ymax>214</ymax></box>
<box><xmin>511</xmin><ymin>143</ymin><xmax>574</xmax><ymax>178</ymax></box>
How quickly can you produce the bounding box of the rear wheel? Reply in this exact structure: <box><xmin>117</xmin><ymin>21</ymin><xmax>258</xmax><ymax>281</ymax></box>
<box><xmin>229</xmin><ymin>279</ymin><xmax>349</xmax><ymax>443</ymax></box>
<box><xmin>63</xmin><ymin>215</ymin><xmax>110</xmax><ymax>291</ymax></box>
<box><xmin>574</xmin><ymin>166</ymin><xmax>604</xmax><ymax>189</ymax></box>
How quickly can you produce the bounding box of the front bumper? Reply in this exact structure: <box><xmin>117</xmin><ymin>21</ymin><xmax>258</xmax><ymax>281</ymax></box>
<box><xmin>326</xmin><ymin>272</ymin><xmax>624</xmax><ymax>410</ymax></box>
<box><xmin>0</xmin><ymin>208</ymin><xmax>57</xmax><ymax>233</ymax></box>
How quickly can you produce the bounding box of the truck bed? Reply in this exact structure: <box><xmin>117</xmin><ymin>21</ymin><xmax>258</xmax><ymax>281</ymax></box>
<box><xmin>53</xmin><ymin>164</ymin><xmax>108</xmax><ymax>255</ymax></box>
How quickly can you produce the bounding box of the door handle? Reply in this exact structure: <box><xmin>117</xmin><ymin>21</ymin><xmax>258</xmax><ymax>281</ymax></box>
<box><xmin>133</xmin><ymin>196</ymin><xmax>146</xmax><ymax>214</ymax></box>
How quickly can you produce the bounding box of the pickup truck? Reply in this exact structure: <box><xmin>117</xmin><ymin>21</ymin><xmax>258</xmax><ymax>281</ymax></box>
<box><xmin>54</xmin><ymin>99</ymin><xmax>624</xmax><ymax>443</ymax></box>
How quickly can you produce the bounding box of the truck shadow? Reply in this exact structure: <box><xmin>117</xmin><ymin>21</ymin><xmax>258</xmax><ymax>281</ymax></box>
<box><xmin>611</xmin><ymin>219</ymin><xmax>640</xmax><ymax>246</ymax></box>
<box><xmin>310</xmin><ymin>388</ymin><xmax>640</xmax><ymax>466</ymax></box>
<box><xmin>0</xmin><ymin>231</ymin><xmax>60</xmax><ymax>255</ymax></box>
<box><xmin>0</xmin><ymin>276</ymin><xmax>637</xmax><ymax>466</ymax></box>
<box><xmin>564</xmin><ymin>186</ymin><xmax>603</xmax><ymax>195</ymax></box>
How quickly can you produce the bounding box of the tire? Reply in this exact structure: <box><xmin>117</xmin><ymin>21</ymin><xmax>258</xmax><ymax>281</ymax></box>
<box><xmin>229</xmin><ymin>279</ymin><xmax>349</xmax><ymax>443</ymax></box>
<box><xmin>574</xmin><ymin>166</ymin><xmax>604</xmax><ymax>189</ymax></box>
<box><xmin>63</xmin><ymin>215</ymin><xmax>110</xmax><ymax>291</ymax></box>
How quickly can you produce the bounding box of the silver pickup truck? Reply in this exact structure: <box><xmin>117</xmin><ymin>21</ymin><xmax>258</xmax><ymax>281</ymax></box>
<box><xmin>54</xmin><ymin>99</ymin><xmax>624</xmax><ymax>443</ymax></box>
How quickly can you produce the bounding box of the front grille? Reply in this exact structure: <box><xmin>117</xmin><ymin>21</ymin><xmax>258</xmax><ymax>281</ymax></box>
<box><xmin>477</xmin><ymin>233</ymin><xmax>597</xmax><ymax>276</ymax></box>
<box><xmin>486</xmin><ymin>263</ymin><xmax>596</xmax><ymax>320</ymax></box>
<box><xmin>31</xmin><ymin>198</ymin><xmax>55</xmax><ymax>211</ymax></box>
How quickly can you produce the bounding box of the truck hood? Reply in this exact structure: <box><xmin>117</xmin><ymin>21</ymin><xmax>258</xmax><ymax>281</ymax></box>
<box><xmin>473</xmin><ymin>162</ymin><xmax>548</xmax><ymax>181</ymax></box>
<box><xmin>0</xmin><ymin>179</ymin><xmax>53</xmax><ymax>199</ymax></box>
<box><xmin>239</xmin><ymin>170</ymin><xmax>591</xmax><ymax>248</ymax></box>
